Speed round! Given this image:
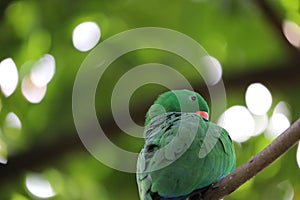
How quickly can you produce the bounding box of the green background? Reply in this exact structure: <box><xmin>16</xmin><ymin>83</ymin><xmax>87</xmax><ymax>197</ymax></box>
<box><xmin>0</xmin><ymin>0</ymin><xmax>300</xmax><ymax>199</ymax></box>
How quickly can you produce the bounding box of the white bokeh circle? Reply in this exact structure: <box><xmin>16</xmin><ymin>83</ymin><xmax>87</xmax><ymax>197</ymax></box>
<box><xmin>72</xmin><ymin>21</ymin><xmax>101</xmax><ymax>52</ymax></box>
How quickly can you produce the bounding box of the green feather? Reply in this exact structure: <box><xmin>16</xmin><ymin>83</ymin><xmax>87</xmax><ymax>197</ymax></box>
<box><xmin>145</xmin><ymin>89</ymin><xmax>209</xmax><ymax>126</ymax></box>
<box><xmin>137</xmin><ymin>90</ymin><xmax>235</xmax><ymax>200</ymax></box>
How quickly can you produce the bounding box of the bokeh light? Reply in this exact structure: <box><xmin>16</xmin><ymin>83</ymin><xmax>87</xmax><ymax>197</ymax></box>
<box><xmin>218</xmin><ymin>105</ymin><xmax>255</xmax><ymax>143</ymax></box>
<box><xmin>277</xmin><ymin>180</ymin><xmax>294</xmax><ymax>200</ymax></box>
<box><xmin>0</xmin><ymin>137</ymin><xmax>7</xmax><ymax>164</ymax></box>
<box><xmin>273</xmin><ymin>101</ymin><xmax>291</xmax><ymax>120</ymax></box>
<box><xmin>202</xmin><ymin>55</ymin><xmax>223</xmax><ymax>85</ymax></box>
<box><xmin>265</xmin><ymin>113</ymin><xmax>290</xmax><ymax>139</ymax></box>
<box><xmin>5</xmin><ymin>112</ymin><xmax>22</xmax><ymax>130</ymax></box>
<box><xmin>11</xmin><ymin>193</ymin><xmax>29</xmax><ymax>200</ymax></box>
<box><xmin>27</xmin><ymin>29</ymin><xmax>52</xmax><ymax>58</ymax></box>
<box><xmin>25</xmin><ymin>173</ymin><xmax>56</xmax><ymax>198</ymax></box>
<box><xmin>30</xmin><ymin>54</ymin><xmax>55</xmax><ymax>87</ymax></box>
<box><xmin>0</xmin><ymin>58</ymin><xmax>19</xmax><ymax>97</ymax></box>
<box><xmin>4</xmin><ymin>112</ymin><xmax>22</xmax><ymax>140</ymax></box>
<box><xmin>72</xmin><ymin>21</ymin><xmax>101</xmax><ymax>52</ymax></box>
<box><xmin>245</xmin><ymin>83</ymin><xmax>272</xmax><ymax>115</ymax></box>
<box><xmin>282</xmin><ymin>20</ymin><xmax>300</xmax><ymax>48</ymax></box>
<box><xmin>265</xmin><ymin>101</ymin><xmax>291</xmax><ymax>139</ymax></box>
<box><xmin>21</xmin><ymin>76</ymin><xmax>47</xmax><ymax>104</ymax></box>
<box><xmin>297</xmin><ymin>143</ymin><xmax>300</xmax><ymax>168</ymax></box>
<box><xmin>5</xmin><ymin>1</ymin><xmax>37</xmax><ymax>38</ymax></box>
<box><xmin>252</xmin><ymin>114</ymin><xmax>268</xmax><ymax>136</ymax></box>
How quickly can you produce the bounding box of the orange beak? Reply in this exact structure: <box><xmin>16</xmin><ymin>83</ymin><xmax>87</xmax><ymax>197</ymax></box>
<box><xmin>195</xmin><ymin>111</ymin><xmax>209</xmax><ymax>120</ymax></box>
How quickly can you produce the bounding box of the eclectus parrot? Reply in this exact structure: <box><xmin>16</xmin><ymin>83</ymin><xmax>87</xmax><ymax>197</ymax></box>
<box><xmin>136</xmin><ymin>90</ymin><xmax>236</xmax><ymax>200</ymax></box>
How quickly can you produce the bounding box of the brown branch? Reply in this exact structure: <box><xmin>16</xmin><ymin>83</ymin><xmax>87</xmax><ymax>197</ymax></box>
<box><xmin>200</xmin><ymin>117</ymin><xmax>300</xmax><ymax>200</ymax></box>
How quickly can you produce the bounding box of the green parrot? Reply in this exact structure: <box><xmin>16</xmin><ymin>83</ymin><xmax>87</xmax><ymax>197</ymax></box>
<box><xmin>136</xmin><ymin>89</ymin><xmax>236</xmax><ymax>200</ymax></box>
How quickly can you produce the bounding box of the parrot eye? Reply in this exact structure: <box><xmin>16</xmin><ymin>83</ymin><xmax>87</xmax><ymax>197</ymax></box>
<box><xmin>189</xmin><ymin>95</ymin><xmax>197</xmax><ymax>102</ymax></box>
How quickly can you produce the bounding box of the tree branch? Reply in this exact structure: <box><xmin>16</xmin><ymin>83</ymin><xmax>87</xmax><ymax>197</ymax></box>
<box><xmin>199</xmin><ymin>117</ymin><xmax>300</xmax><ymax>200</ymax></box>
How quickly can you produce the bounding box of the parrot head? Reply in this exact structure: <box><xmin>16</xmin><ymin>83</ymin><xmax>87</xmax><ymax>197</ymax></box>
<box><xmin>145</xmin><ymin>89</ymin><xmax>209</xmax><ymax>125</ymax></box>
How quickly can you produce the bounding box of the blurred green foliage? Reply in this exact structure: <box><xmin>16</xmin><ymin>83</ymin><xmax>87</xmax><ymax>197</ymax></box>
<box><xmin>0</xmin><ymin>0</ymin><xmax>300</xmax><ymax>199</ymax></box>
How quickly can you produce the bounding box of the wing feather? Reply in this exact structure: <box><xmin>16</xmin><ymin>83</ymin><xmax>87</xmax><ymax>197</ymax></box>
<box><xmin>136</xmin><ymin>113</ymin><xmax>235</xmax><ymax>199</ymax></box>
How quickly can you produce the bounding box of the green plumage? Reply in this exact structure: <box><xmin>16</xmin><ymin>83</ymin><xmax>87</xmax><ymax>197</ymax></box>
<box><xmin>137</xmin><ymin>90</ymin><xmax>236</xmax><ymax>200</ymax></box>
